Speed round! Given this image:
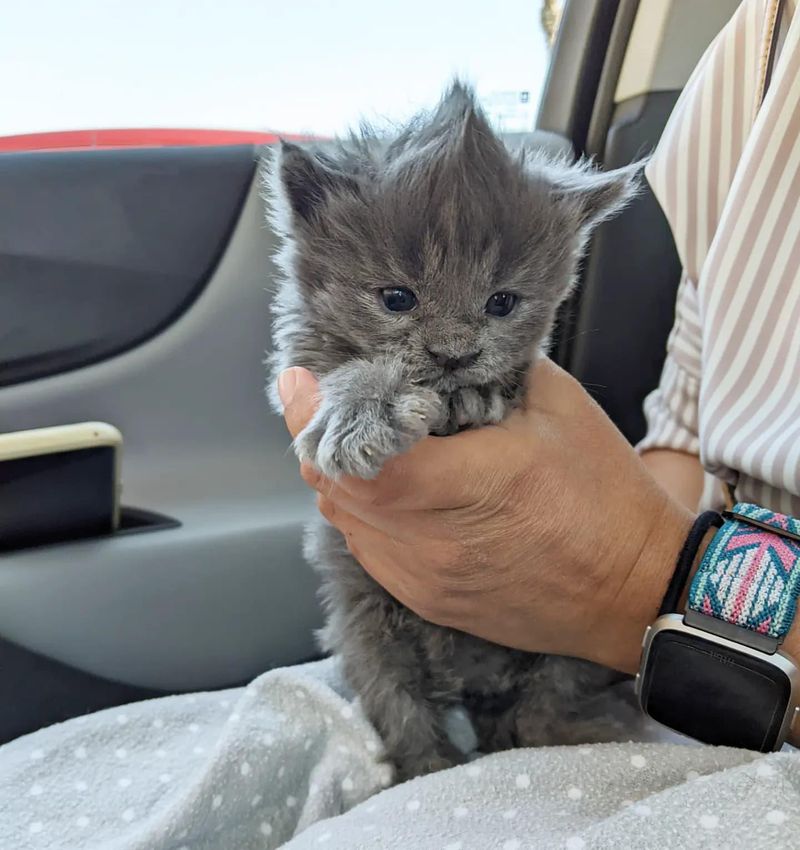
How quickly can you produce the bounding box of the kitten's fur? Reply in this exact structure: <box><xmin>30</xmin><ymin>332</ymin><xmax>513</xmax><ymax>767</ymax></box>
<box><xmin>264</xmin><ymin>82</ymin><xmax>643</xmax><ymax>780</ymax></box>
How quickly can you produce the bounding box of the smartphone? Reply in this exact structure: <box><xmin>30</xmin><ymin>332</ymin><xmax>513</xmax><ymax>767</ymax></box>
<box><xmin>0</xmin><ymin>422</ymin><xmax>122</xmax><ymax>551</ymax></box>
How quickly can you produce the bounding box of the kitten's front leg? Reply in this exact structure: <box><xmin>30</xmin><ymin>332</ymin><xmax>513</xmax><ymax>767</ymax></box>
<box><xmin>433</xmin><ymin>385</ymin><xmax>509</xmax><ymax>435</ymax></box>
<box><xmin>452</xmin><ymin>385</ymin><xmax>508</xmax><ymax>427</ymax></box>
<box><xmin>294</xmin><ymin>357</ymin><xmax>444</xmax><ymax>479</ymax></box>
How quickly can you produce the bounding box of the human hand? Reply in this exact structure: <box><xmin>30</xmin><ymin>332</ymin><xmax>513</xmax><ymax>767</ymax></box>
<box><xmin>278</xmin><ymin>359</ymin><xmax>694</xmax><ymax>674</ymax></box>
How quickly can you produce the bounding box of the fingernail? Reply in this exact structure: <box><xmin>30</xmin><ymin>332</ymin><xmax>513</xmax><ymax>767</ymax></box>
<box><xmin>277</xmin><ymin>369</ymin><xmax>298</xmax><ymax>406</ymax></box>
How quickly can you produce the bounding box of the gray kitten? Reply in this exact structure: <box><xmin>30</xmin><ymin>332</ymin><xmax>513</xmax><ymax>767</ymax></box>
<box><xmin>264</xmin><ymin>82</ymin><xmax>643</xmax><ymax>780</ymax></box>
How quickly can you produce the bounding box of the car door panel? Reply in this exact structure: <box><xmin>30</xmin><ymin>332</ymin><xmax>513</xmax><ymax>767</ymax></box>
<box><xmin>0</xmin><ymin>634</ymin><xmax>165</xmax><ymax>744</ymax></box>
<box><xmin>0</xmin><ymin>150</ymin><xmax>322</xmax><ymax>699</ymax></box>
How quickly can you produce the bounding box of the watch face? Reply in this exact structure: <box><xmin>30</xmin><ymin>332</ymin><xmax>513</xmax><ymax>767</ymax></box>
<box><xmin>640</xmin><ymin>629</ymin><xmax>792</xmax><ymax>751</ymax></box>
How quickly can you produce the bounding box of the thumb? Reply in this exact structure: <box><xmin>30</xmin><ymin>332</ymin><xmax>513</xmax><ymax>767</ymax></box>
<box><xmin>278</xmin><ymin>367</ymin><xmax>320</xmax><ymax>438</ymax></box>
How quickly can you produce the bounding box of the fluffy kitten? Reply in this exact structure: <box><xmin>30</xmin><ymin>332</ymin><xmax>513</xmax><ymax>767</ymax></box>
<box><xmin>264</xmin><ymin>82</ymin><xmax>643</xmax><ymax>780</ymax></box>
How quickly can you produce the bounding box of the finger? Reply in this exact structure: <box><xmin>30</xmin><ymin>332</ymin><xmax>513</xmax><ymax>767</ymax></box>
<box><xmin>317</xmin><ymin>495</ymin><xmax>404</xmax><ymax>576</ymax></box>
<box><xmin>317</xmin><ymin>494</ymin><xmax>362</xmax><ymax>536</ymax></box>
<box><xmin>310</xmin><ymin>468</ymin><xmax>446</xmax><ymax>539</ymax></box>
<box><xmin>336</xmin><ymin>427</ymin><xmax>514</xmax><ymax>511</ymax></box>
<box><xmin>306</xmin><ymin>436</ymin><xmax>481</xmax><ymax>511</ymax></box>
<box><xmin>317</xmin><ymin>496</ymin><xmax>423</xmax><ymax>608</ymax></box>
<box><xmin>304</xmin><ymin>411</ymin><xmax>520</xmax><ymax>513</ymax></box>
<box><xmin>278</xmin><ymin>367</ymin><xmax>320</xmax><ymax>438</ymax></box>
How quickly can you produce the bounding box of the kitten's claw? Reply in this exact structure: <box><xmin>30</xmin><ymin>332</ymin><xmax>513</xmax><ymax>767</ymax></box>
<box><xmin>295</xmin><ymin>385</ymin><xmax>443</xmax><ymax>480</ymax></box>
<box><xmin>453</xmin><ymin>386</ymin><xmax>506</xmax><ymax>428</ymax></box>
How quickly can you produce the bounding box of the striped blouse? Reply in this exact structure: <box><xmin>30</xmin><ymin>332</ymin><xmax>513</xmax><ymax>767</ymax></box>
<box><xmin>639</xmin><ymin>0</ymin><xmax>800</xmax><ymax>516</ymax></box>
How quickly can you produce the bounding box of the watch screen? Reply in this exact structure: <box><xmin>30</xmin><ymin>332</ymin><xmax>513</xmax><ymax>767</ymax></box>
<box><xmin>641</xmin><ymin>630</ymin><xmax>791</xmax><ymax>751</ymax></box>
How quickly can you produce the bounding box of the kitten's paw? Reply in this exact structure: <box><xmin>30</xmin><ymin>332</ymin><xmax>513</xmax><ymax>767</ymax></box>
<box><xmin>433</xmin><ymin>385</ymin><xmax>508</xmax><ymax>434</ymax></box>
<box><xmin>295</xmin><ymin>387</ymin><xmax>442</xmax><ymax>479</ymax></box>
<box><xmin>452</xmin><ymin>386</ymin><xmax>506</xmax><ymax>427</ymax></box>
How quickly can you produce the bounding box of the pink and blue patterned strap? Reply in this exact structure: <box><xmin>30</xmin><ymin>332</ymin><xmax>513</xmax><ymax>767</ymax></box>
<box><xmin>687</xmin><ymin>502</ymin><xmax>800</xmax><ymax>649</ymax></box>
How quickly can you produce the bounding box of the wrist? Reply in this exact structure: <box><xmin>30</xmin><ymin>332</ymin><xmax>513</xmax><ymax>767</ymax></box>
<box><xmin>586</xmin><ymin>494</ymin><xmax>695</xmax><ymax>674</ymax></box>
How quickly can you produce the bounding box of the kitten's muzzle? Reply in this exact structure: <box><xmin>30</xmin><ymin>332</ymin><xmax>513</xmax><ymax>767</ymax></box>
<box><xmin>426</xmin><ymin>347</ymin><xmax>482</xmax><ymax>371</ymax></box>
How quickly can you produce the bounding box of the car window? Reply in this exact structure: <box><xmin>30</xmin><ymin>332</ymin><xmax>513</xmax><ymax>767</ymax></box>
<box><xmin>0</xmin><ymin>0</ymin><xmax>562</xmax><ymax>150</ymax></box>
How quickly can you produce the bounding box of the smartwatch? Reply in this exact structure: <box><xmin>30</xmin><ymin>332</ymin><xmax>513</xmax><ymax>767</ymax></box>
<box><xmin>637</xmin><ymin>502</ymin><xmax>800</xmax><ymax>751</ymax></box>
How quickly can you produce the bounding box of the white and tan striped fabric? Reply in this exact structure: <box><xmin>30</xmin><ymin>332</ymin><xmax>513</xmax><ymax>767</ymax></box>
<box><xmin>640</xmin><ymin>0</ymin><xmax>800</xmax><ymax>516</ymax></box>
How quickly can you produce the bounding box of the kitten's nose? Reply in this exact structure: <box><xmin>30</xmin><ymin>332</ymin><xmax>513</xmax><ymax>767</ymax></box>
<box><xmin>426</xmin><ymin>348</ymin><xmax>482</xmax><ymax>370</ymax></box>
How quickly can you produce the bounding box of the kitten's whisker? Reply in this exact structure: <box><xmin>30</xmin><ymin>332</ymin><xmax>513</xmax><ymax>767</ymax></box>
<box><xmin>557</xmin><ymin>327</ymin><xmax>600</xmax><ymax>348</ymax></box>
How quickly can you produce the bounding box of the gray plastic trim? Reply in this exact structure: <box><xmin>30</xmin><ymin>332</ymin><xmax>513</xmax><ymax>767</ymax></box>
<box><xmin>537</xmin><ymin>0</ymin><xmax>621</xmax><ymax>151</ymax></box>
<box><xmin>616</xmin><ymin>0</ymin><xmax>742</xmax><ymax>102</ymax></box>
<box><xmin>585</xmin><ymin>0</ymin><xmax>641</xmax><ymax>159</ymax></box>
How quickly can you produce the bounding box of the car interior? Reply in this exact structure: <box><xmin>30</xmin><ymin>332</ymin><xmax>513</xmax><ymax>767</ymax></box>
<box><xmin>0</xmin><ymin>0</ymin><xmax>742</xmax><ymax>747</ymax></box>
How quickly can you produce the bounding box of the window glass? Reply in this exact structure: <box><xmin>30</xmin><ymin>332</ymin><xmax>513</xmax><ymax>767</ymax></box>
<box><xmin>1</xmin><ymin>0</ymin><xmax>560</xmax><ymax>149</ymax></box>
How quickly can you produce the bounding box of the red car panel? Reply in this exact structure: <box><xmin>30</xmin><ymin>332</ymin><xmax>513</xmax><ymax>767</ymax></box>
<box><xmin>0</xmin><ymin>128</ymin><xmax>322</xmax><ymax>153</ymax></box>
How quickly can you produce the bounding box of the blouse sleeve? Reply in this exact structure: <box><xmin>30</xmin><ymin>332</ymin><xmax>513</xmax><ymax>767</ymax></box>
<box><xmin>636</xmin><ymin>1</ymin><xmax>753</xmax><ymax>454</ymax></box>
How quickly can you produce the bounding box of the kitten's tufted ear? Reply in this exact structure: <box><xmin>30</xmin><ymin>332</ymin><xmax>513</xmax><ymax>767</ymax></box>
<box><xmin>548</xmin><ymin>158</ymin><xmax>646</xmax><ymax>231</ymax></box>
<box><xmin>263</xmin><ymin>141</ymin><xmax>354</xmax><ymax>233</ymax></box>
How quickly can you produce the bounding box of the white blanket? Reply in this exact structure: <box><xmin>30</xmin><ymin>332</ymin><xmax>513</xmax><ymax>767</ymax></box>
<box><xmin>1</xmin><ymin>659</ymin><xmax>796</xmax><ymax>849</ymax></box>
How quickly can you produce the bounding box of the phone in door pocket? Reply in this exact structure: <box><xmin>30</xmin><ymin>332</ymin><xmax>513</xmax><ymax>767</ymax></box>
<box><xmin>0</xmin><ymin>422</ymin><xmax>122</xmax><ymax>551</ymax></box>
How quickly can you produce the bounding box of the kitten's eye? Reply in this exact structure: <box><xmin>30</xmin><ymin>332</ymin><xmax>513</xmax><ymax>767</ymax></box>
<box><xmin>485</xmin><ymin>292</ymin><xmax>518</xmax><ymax>317</ymax></box>
<box><xmin>381</xmin><ymin>287</ymin><xmax>418</xmax><ymax>312</ymax></box>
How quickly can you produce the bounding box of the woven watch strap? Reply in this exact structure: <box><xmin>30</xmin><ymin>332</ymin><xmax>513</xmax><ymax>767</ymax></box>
<box><xmin>687</xmin><ymin>502</ymin><xmax>800</xmax><ymax>641</ymax></box>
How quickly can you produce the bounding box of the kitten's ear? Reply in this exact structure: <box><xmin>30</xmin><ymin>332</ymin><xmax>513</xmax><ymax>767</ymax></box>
<box><xmin>549</xmin><ymin>158</ymin><xmax>646</xmax><ymax>231</ymax></box>
<box><xmin>263</xmin><ymin>141</ymin><xmax>353</xmax><ymax>233</ymax></box>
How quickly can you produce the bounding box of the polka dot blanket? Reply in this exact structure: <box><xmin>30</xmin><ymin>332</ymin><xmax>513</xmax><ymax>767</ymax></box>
<box><xmin>1</xmin><ymin>658</ymin><xmax>797</xmax><ymax>849</ymax></box>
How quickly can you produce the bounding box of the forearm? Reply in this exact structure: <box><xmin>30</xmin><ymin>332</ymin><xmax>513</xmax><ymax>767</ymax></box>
<box><xmin>641</xmin><ymin>448</ymin><xmax>704</xmax><ymax>512</ymax></box>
